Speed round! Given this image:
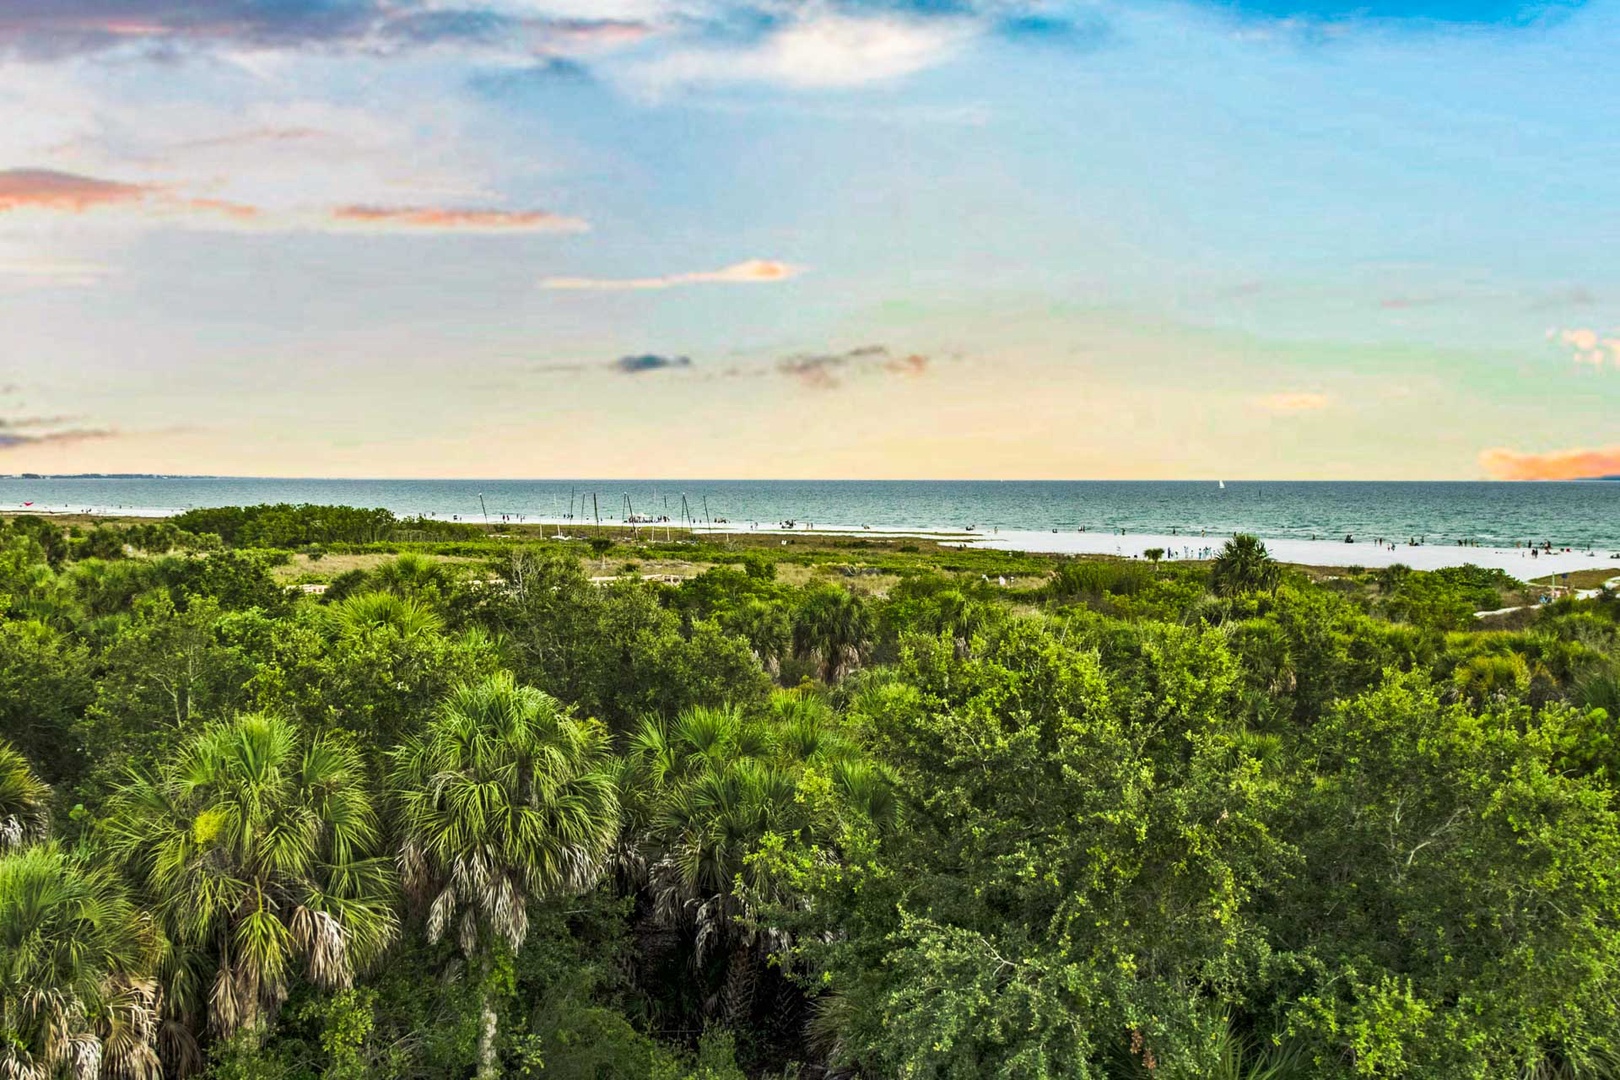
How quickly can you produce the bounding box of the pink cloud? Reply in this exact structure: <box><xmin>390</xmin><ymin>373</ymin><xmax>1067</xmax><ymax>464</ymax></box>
<box><xmin>0</xmin><ymin>168</ymin><xmax>265</xmax><ymax>224</ymax></box>
<box><xmin>332</xmin><ymin>204</ymin><xmax>587</xmax><ymax>233</ymax></box>
<box><xmin>1550</xmin><ymin>327</ymin><xmax>1620</xmax><ymax>369</ymax></box>
<box><xmin>542</xmin><ymin>258</ymin><xmax>801</xmax><ymax>290</ymax></box>
<box><xmin>0</xmin><ymin>168</ymin><xmax>149</xmax><ymax>212</ymax></box>
<box><xmin>187</xmin><ymin>197</ymin><xmax>261</xmax><ymax>220</ymax></box>
<box><xmin>1480</xmin><ymin>445</ymin><xmax>1620</xmax><ymax>481</ymax></box>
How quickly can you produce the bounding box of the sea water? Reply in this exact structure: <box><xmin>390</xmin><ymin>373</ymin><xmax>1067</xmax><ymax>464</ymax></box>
<box><xmin>1</xmin><ymin>477</ymin><xmax>1615</xmax><ymax>551</ymax></box>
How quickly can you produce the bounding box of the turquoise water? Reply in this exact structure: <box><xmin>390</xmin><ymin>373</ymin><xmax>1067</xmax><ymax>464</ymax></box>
<box><xmin>0</xmin><ymin>478</ymin><xmax>1616</xmax><ymax>549</ymax></box>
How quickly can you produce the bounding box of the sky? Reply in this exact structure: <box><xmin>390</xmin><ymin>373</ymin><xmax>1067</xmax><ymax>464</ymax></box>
<box><xmin>0</xmin><ymin>0</ymin><xmax>1615</xmax><ymax>480</ymax></box>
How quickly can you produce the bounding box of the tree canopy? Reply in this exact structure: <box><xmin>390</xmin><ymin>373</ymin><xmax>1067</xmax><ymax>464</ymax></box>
<box><xmin>2</xmin><ymin>509</ymin><xmax>1618</xmax><ymax>1079</ymax></box>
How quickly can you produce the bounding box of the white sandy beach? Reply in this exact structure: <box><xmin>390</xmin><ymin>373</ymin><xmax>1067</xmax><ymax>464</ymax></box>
<box><xmin>964</xmin><ymin>529</ymin><xmax>1620</xmax><ymax>579</ymax></box>
<box><xmin>684</xmin><ymin>522</ymin><xmax>1619</xmax><ymax>578</ymax></box>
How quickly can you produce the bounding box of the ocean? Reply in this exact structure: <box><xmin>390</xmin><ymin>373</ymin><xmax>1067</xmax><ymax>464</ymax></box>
<box><xmin>2</xmin><ymin>477</ymin><xmax>1616</xmax><ymax>551</ymax></box>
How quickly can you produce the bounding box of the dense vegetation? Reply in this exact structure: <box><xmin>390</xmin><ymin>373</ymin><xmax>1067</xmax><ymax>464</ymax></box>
<box><xmin>3</xmin><ymin>507</ymin><xmax>1619</xmax><ymax>1080</ymax></box>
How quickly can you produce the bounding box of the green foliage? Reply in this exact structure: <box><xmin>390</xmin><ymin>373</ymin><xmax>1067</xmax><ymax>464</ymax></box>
<box><xmin>784</xmin><ymin>620</ymin><xmax>1287</xmax><ymax>1078</ymax></box>
<box><xmin>1047</xmin><ymin>558</ymin><xmax>1154</xmax><ymax>602</ymax></box>
<box><xmin>1211</xmin><ymin>534</ymin><xmax>1283</xmax><ymax>597</ymax></box>
<box><xmin>103</xmin><ymin>713</ymin><xmax>398</xmax><ymax>1040</ymax></box>
<box><xmin>1266</xmin><ymin>676</ymin><xmax>1620</xmax><ymax>1077</ymax></box>
<box><xmin>0</xmin><ymin>842</ymin><xmax>162</xmax><ymax>1080</ymax></box>
<box><xmin>392</xmin><ymin>673</ymin><xmax>621</xmax><ymax>1080</ymax></box>
<box><xmin>792</xmin><ymin>585</ymin><xmax>872</xmax><ymax>682</ymax></box>
<box><xmin>0</xmin><ymin>739</ymin><xmax>50</xmax><ymax>853</ymax></box>
<box><xmin>171</xmin><ymin>504</ymin><xmax>400</xmax><ymax>548</ymax></box>
<box><xmin>1</xmin><ymin>506</ymin><xmax>1619</xmax><ymax>1080</ymax></box>
<box><xmin>0</xmin><ymin>622</ymin><xmax>92</xmax><ymax>783</ymax></box>
<box><xmin>472</xmin><ymin>548</ymin><xmax>769</xmax><ymax>728</ymax></box>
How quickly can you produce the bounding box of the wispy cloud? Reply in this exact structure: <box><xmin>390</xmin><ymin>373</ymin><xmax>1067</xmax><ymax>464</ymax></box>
<box><xmin>330</xmin><ymin>204</ymin><xmax>588</xmax><ymax>233</ymax></box>
<box><xmin>0</xmin><ymin>1</ymin><xmax>658</xmax><ymax>60</ymax></box>
<box><xmin>0</xmin><ymin>168</ymin><xmax>148</xmax><ymax>212</ymax></box>
<box><xmin>628</xmin><ymin>12</ymin><xmax>972</xmax><ymax>92</ymax></box>
<box><xmin>0</xmin><ymin>167</ymin><xmax>262</xmax><ymax>224</ymax></box>
<box><xmin>1480</xmin><ymin>445</ymin><xmax>1620</xmax><ymax>481</ymax></box>
<box><xmin>542</xmin><ymin>258</ymin><xmax>800</xmax><ymax>291</ymax></box>
<box><xmin>531</xmin><ymin>353</ymin><xmax>695</xmax><ymax>376</ymax></box>
<box><xmin>0</xmin><ymin>165</ymin><xmax>596</xmax><ymax>238</ymax></box>
<box><xmin>777</xmin><ymin>345</ymin><xmax>930</xmax><ymax>389</ymax></box>
<box><xmin>0</xmin><ymin>411</ymin><xmax>113</xmax><ymax>449</ymax></box>
<box><xmin>1255</xmin><ymin>391</ymin><xmax>1331</xmax><ymax>414</ymax></box>
<box><xmin>1550</xmin><ymin>327</ymin><xmax>1620</xmax><ymax>369</ymax></box>
<box><xmin>614</xmin><ymin>353</ymin><xmax>691</xmax><ymax>373</ymax></box>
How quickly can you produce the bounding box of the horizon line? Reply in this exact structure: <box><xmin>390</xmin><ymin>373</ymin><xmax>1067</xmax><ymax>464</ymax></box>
<box><xmin>2</xmin><ymin>474</ymin><xmax>1617</xmax><ymax>485</ymax></box>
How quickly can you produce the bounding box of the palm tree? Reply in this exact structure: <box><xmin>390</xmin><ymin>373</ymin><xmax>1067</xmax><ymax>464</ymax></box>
<box><xmin>0</xmin><ymin>739</ymin><xmax>50</xmax><ymax>854</ymax></box>
<box><xmin>625</xmin><ymin>694</ymin><xmax>879</xmax><ymax>1025</ymax></box>
<box><xmin>368</xmin><ymin>553</ymin><xmax>456</xmax><ymax>603</ymax></box>
<box><xmin>724</xmin><ymin>598</ymin><xmax>792</xmax><ymax>678</ymax></box>
<box><xmin>792</xmin><ymin>586</ymin><xmax>872</xmax><ymax>682</ymax></box>
<box><xmin>0</xmin><ymin>843</ymin><xmax>162</xmax><ymax>1080</ymax></box>
<box><xmin>104</xmin><ymin>713</ymin><xmax>397</xmax><ymax>1043</ymax></box>
<box><xmin>327</xmin><ymin>590</ymin><xmax>445</xmax><ymax>639</ymax></box>
<box><xmin>391</xmin><ymin>673</ymin><xmax>620</xmax><ymax>1080</ymax></box>
<box><xmin>1210</xmin><ymin>534</ymin><xmax>1282</xmax><ymax>597</ymax></box>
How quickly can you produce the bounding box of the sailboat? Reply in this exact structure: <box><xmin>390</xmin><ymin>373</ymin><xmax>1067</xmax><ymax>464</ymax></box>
<box><xmin>1218</xmin><ymin>480</ymin><xmax>1226</xmax><ymax>490</ymax></box>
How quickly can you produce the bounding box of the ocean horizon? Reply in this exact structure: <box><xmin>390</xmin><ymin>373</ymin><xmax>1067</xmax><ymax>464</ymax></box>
<box><xmin>3</xmin><ymin>477</ymin><xmax>1618</xmax><ymax>557</ymax></box>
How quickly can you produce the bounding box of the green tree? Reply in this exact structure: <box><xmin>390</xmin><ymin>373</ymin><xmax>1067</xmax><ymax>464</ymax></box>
<box><xmin>792</xmin><ymin>586</ymin><xmax>872</xmax><ymax>682</ymax></box>
<box><xmin>1210</xmin><ymin>534</ymin><xmax>1282</xmax><ymax>597</ymax></box>
<box><xmin>104</xmin><ymin>713</ymin><xmax>397</xmax><ymax>1042</ymax></box>
<box><xmin>0</xmin><ymin>619</ymin><xmax>93</xmax><ymax>784</ymax></box>
<box><xmin>326</xmin><ymin>591</ymin><xmax>446</xmax><ymax>640</ymax></box>
<box><xmin>0</xmin><ymin>739</ymin><xmax>50</xmax><ymax>853</ymax></box>
<box><xmin>784</xmin><ymin>621</ymin><xmax>1288</xmax><ymax>1077</ymax></box>
<box><xmin>0</xmin><ymin>843</ymin><xmax>162</xmax><ymax>1080</ymax></box>
<box><xmin>78</xmin><ymin>595</ymin><xmax>255</xmax><ymax>796</ymax></box>
<box><xmin>367</xmin><ymin>553</ymin><xmax>458</xmax><ymax>607</ymax></box>
<box><xmin>1266</xmin><ymin>675</ymin><xmax>1620</xmax><ymax>1077</ymax></box>
<box><xmin>391</xmin><ymin>673</ymin><xmax>620</xmax><ymax>1080</ymax></box>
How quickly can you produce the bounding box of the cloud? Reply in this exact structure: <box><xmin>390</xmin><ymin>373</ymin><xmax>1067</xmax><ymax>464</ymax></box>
<box><xmin>0</xmin><ymin>412</ymin><xmax>113</xmax><ymax>448</ymax></box>
<box><xmin>1550</xmin><ymin>327</ymin><xmax>1620</xmax><ymax>369</ymax></box>
<box><xmin>0</xmin><ymin>168</ymin><xmax>579</xmax><ymax>234</ymax></box>
<box><xmin>614</xmin><ymin>353</ymin><xmax>691</xmax><ymax>373</ymax></box>
<box><xmin>1480</xmin><ymin>445</ymin><xmax>1620</xmax><ymax>481</ymax></box>
<box><xmin>528</xmin><ymin>353</ymin><xmax>695</xmax><ymax>376</ymax></box>
<box><xmin>629</xmin><ymin>11</ymin><xmax>972</xmax><ymax>92</ymax></box>
<box><xmin>1255</xmin><ymin>391</ymin><xmax>1331</xmax><ymax>414</ymax></box>
<box><xmin>777</xmin><ymin>344</ymin><xmax>930</xmax><ymax>388</ymax></box>
<box><xmin>330</xmin><ymin>203</ymin><xmax>588</xmax><ymax>232</ymax></box>
<box><xmin>0</xmin><ymin>168</ymin><xmax>149</xmax><ymax>212</ymax></box>
<box><xmin>0</xmin><ymin>167</ymin><xmax>269</xmax><ymax>226</ymax></box>
<box><xmin>542</xmin><ymin>258</ymin><xmax>801</xmax><ymax>291</ymax></box>
<box><xmin>0</xmin><ymin>1</ymin><xmax>657</xmax><ymax>59</ymax></box>
<box><xmin>0</xmin><ymin>0</ymin><xmax>381</xmax><ymax>57</ymax></box>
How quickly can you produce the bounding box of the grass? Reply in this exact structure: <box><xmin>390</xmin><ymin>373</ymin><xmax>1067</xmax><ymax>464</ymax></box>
<box><xmin>272</xmin><ymin>551</ymin><xmax>486</xmax><ymax>583</ymax></box>
<box><xmin>1542</xmin><ymin>567</ymin><xmax>1620</xmax><ymax>590</ymax></box>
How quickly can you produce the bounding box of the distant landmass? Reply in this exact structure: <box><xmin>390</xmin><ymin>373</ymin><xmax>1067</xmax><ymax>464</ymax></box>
<box><xmin>0</xmin><ymin>474</ymin><xmax>201</xmax><ymax>480</ymax></box>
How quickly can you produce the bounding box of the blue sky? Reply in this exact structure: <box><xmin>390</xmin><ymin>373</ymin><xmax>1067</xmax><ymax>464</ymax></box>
<box><xmin>0</xmin><ymin>0</ymin><xmax>1614</xmax><ymax>478</ymax></box>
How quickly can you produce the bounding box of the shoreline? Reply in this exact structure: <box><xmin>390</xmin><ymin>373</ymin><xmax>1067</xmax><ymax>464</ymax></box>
<box><xmin>6</xmin><ymin>501</ymin><xmax>1618</xmax><ymax>577</ymax></box>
